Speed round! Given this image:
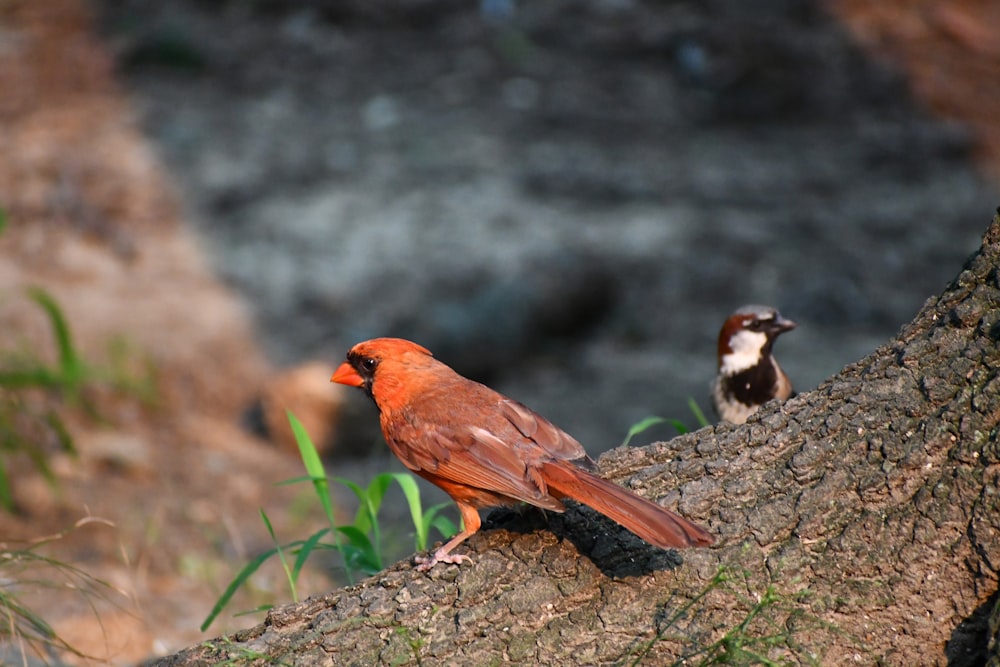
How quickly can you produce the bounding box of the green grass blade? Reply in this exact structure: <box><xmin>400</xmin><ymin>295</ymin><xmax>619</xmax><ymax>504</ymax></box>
<box><xmin>26</xmin><ymin>288</ymin><xmax>83</xmax><ymax>390</ymax></box>
<box><xmin>0</xmin><ymin>458</ymin><xmax>13</xmax><ymax>511</ymax></box>
<box><xmin>291</xmin><ymin>527</ymin><xmax>331</xmax><ymax>580</ymax></box>
<box><xmin>687</xmin><ymin>397</ymin><xmax>710</xmax><ymax>428</ymax></box>
<box><xmin>419</xmin><ymin>501</ymin><xmax>458</xmax><ymax>549</ymax></box>
<box><xmin>664</xmin><ymin>418</ymin><xmax>690</xmax><ymax>435</ymax></box>
<box><xmin>1</xmin><ymin>594</ymin><xmax>58</xmax><ymax>640</ymax></box>
<box><xmin>431</xmin><ymin>514</ymin><xmax>458</xmax><ymax>540</ymax></box>
<box><xmin>232</xmin><ymin>604</ymin><xmax>277</xmax><ymax>619</ymax></box>
<box><xmin>389</xmin><ymin>473</ymin><xmax>427</xmax><ymax>549</ymax></box>
<box><xmin>23</xmin><ymin>442</ymin><xmax>57</xmax><ymax>488</ymax></box>
<box><xmin>333</xmin><ymin>476</ymin><xmax>366</xmax><ymax>500</ymax></box>
<box><xmin>621</xmin><ymin>416</ymin><xmax>669</xmax><ymax>446</ymax></box>
<box><xmin>622</xmin><ymin>414</ymin><xmax>696</xmax><ymax>446</ymax></box>
<box><xmin>259</xmin><ymin>509</ymin><xmax>297</xmax><ymax>603</ymax></box>
<box><xmin>287</xmin><ymin>411</ymin><xmax>336</xmax><ymax>526</ymax></box>
<box><xmin>335</xmin><ymin>525</ymin><xmax>381</xmax><ymax>573</ymax></box>
<box><xmin>43</xmin><ymin>410</ymin><xmax>76</xmax><ymax>456</ymax></box>
<box><xmin>273</xmin><ymin>474</ymin><xmax>315</xmax><ymax>487</ymax></box>
<box><xmin>200</xmin><ymin>546</ymin><xmax>281</xmax><ymax>631</ymax></box>
<box><xmin>333</xmin><ymin>476</ymin><xmax>375</xmax><ymax>533</ymax></box>
<box><xmin>362</xmin><ymin>474</ymin><xmax>396</xmax><ymax>558</ymax></box>
<box><xmin>334</xmin><ymin>525</ymin><xmax>376</xmax><ymax>556</ymax></box>
<box><xmin>288</xmin><ymin>412</ymin><xmax>326</xmax><ymax>480</ymax></box>
<box><xmin>0</xmin><ymin>368</ymin><xmax>58</xmax><ymax>388</ymax></box>
<box><xmin>365</xmin><ymin>473</ymin><xmax>394</xmax><ymax>517</ymax></box>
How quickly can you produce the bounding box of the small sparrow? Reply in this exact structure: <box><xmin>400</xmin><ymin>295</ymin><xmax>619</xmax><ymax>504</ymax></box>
<box><xmin>332</xmin><ymin>337</ymin><xmax>713</xmax><ymax>571</ymax></box>
<box><xmin>712</xmin><ymin>305</ymin><xmax>796</xmax><ymax>424</ymax></box>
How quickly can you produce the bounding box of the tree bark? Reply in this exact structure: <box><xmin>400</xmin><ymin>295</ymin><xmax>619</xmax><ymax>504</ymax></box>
<box><xmin>155</xmin><ymin>214</ymin><xmax>1000</xmax><ymax>666</ymax></box>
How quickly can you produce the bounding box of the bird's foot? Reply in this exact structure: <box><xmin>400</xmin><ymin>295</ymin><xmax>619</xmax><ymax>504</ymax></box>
<box><xmin>414</xmin><ymin>551</ymin><xmax>471</xmax><ymax>572</ymax></box>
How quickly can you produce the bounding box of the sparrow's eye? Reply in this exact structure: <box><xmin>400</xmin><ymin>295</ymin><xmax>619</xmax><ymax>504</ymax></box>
<box><xmin>747</xmin><ymin>317</ymin><xmax>774</xmax><ymax>331</ymax></box>
<box><xmin>360</xmin><ymin>357</ymin><xmax>378</xmax><ymax>373</ymax></box>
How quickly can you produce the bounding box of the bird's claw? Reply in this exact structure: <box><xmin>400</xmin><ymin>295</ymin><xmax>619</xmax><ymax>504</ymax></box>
<box><xmin>414</xmin><ymin>552</ymin><xmax>472</xmax><ymax>572</ymax></box>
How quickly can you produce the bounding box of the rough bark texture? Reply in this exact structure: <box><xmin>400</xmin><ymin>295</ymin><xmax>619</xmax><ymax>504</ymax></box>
<box><xmin>155</xmin><ymin>215</ymin><xmax>1000</xmax><ymax>666</ymax></box>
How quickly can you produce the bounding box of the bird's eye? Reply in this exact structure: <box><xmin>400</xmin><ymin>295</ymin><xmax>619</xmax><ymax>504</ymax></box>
<box><xmin>360</xmin><ymin>357</ymin><xmax>378</xmax><ymax>372</ymax></box>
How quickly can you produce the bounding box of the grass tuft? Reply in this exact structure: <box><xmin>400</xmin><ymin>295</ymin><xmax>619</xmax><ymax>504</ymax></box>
<box><xmin>627</xmin><ymin>565</ymin><xmax>825</xmax><ymax>666</ymax></box>
<box><xmin>621</xmin><ymin>399</ymin><xmax>712</xmax><ymax>447</ymax></box>
<box><xmin>1</xmin><ymin>517</ymin><xmax>123</xmax><ymax>665</ymax></box>
<box><xmin>0</xmin><ymin>284</ymin><xmax>156</xmax><ymax>513</ymax></box>
<box><xmin>202</xmin><ymin>412</ymin><xmax>457</xmax><ymax>631</ymax></box>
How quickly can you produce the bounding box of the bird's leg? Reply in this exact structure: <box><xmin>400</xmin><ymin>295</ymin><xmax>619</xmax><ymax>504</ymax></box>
<box><xmin>415</xmin><ymin>502</ymin><xmax>482</xmax><ymax>571</ymax></box>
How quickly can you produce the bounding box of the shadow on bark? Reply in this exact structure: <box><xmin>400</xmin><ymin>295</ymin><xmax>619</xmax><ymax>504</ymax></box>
<box><xmin>948</xmin><ymin>590</ymin><xmax>999</xmax><ymax>667</ymax></box>
<box><xmin>484</xmin><ymin>502</ymin><xmax>685</xmax><ymax>579</ymax></box>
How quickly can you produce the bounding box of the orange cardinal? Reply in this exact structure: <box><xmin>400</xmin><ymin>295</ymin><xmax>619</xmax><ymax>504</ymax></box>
<box><xmin>332</xmin><ymin>337</ymin><xmax>713</xmax><ymax>570</ymax></box>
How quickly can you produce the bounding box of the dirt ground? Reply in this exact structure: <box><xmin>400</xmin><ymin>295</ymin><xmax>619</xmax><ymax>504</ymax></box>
<box><xmin>1</xmin><ymin>0</ymin><xmax>999</xmax><ymax>664</ymax></box>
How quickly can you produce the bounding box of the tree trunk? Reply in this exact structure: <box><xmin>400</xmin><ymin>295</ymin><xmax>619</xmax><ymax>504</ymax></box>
<box><xmin>155</xmin><ymin>214</ymin><xmax>1000</xmax><ymax>667</ymax></box>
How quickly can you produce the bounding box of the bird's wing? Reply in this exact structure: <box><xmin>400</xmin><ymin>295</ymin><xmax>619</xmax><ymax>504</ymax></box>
<box><xmin>499</xmin><ymin>399</ymin><xmax>597</xmax><ymax>471</ymax></box>
<box><xmin>386</xmin><ymin>414</ymin><xmax>566</xmax><ymax>510</ymax></box>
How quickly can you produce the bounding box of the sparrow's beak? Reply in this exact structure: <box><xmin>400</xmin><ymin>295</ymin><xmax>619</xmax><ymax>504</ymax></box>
<box><xmin>331</xmin><ymin>362</ymin><xmax>364</xmax><ymax>387</ymax></box>
<box><xmin>773</xmin><ymin>315</ymin><xmax>797</xmax><ymax>333</ymax></box>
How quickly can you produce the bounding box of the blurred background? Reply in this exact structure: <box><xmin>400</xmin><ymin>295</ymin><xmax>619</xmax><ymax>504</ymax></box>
<box><xmin>94</xmin><ymin>0</ymin><xmax>998</xmax><ymax>448</ymax></box>
<box><xmin>1</xmin><ymin>0</ymin><xmax>999</xmax><ymax>662</ymax></box>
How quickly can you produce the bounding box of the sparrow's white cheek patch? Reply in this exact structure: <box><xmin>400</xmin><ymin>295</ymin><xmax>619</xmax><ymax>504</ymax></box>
<box><xmin>720</xmin><ymin>330</ymin><xmax>767</xmax><ymax>374</ymax></box>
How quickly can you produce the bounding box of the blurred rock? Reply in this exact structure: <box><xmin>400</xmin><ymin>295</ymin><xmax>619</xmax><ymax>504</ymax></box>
<box><xmin>77</xmin><ymin>430</ymin><xmax>156</xmax><ymax>477</ymax></box>
<box><xmin>258</xmin><ymin>360</ymin><xmax>345</xmax><ymax>456</ymax></box>
<box><xmin>395</xmin><ymin>249</ymin><xmax>617</xmax><ymax>382</ymax></box>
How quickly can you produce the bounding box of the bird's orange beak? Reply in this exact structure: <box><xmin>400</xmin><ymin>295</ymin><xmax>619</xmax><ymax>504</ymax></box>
<box><xmin>331</xmin><ymin>362</ymin><xmax>364</xmax><ymax>387</ymax></box>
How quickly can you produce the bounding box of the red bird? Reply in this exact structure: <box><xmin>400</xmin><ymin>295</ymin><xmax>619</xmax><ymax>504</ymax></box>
<box><xmin>712</xmin><ymin>305</ymin><xmax>796</xmax><ymax>424</ymax></box>
<box><xmin>332</xmin><ymin>338</ymin><xmax>713</xmax><ymax>571</ymax></box>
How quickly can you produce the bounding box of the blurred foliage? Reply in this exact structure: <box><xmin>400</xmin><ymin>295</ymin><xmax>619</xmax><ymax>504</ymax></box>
<box><xmin>0</xmin><ymin>254</ymin><xmax>156</xmax><ymax>512</ymax></box>
<box><xmin>1</xmin><ymin>517</ymin><xmax>121</xmax><ymax>665</ymax></box>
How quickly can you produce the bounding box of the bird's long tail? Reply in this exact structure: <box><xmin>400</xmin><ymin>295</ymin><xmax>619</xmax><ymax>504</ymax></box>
<box><xmin>540</xmin><ymin>461</ymin><xmax>714</xmax><ymax>549</ymax></box>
